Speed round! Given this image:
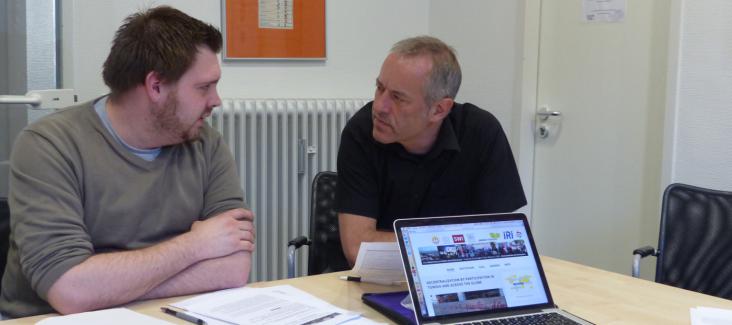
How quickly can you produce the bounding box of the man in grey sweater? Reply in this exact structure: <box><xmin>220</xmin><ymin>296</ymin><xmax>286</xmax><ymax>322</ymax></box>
<box><xmin>0</xmin><ymin>6</ymin><xmax>254</xmax><ymax>318</ymax></box>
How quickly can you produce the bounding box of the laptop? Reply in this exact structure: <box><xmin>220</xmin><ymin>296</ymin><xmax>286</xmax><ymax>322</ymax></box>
<box><xmin>393</xmin><ymin>213</ymin><xmax>593</xmax><ymax>325</ymax></box>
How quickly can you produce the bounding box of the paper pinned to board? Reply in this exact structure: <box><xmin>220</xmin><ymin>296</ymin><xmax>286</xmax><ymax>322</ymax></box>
<box><xmin>36</xmin><ymin>308</ymin><xmax>173</xmax><ymax>325</ymax></box>
<box><xmin>351</xmin><ymin>242</ymin><xmax>406</xmax><ymax>285</ymax></box>
<box><xmin>582</xmin><ymin>0</ymin><xmax>626</xmax><ymax>23</ymax></box>
<box><xmin>690</xmin><ymin>306</ymin><xmax>732</xmax><ymax>325</ymax></box>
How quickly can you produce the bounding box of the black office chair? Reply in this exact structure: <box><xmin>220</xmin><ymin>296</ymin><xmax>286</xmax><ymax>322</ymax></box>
<box><xmin>632</xmin><ymin>183</ymin><xmax>732</xmax><ymax>299</ymax></box>
<box><xmin>287</xmin><ymin>171</ymin><xmax>349</xmax><ymax>278</ymax></box>
<box><xmin>0</xmin><ymin>197</ymin><xmax>10</xmax><ymax>293</ymax></box>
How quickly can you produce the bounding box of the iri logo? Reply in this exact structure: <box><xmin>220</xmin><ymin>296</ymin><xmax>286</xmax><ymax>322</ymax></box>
<box><xmin>432</xmin><ymin>235</ymin><xmax>440</xmax><ymax>245</ymax></box>
<box><xmin>452</xmin><ymin>234</ymin><xmax>465</xmax><ymax>243</ymax></box>
<box><xmin>503</xmin><ymin>231</ymin><xmax>514</xmax><ymax>239</ymax></box>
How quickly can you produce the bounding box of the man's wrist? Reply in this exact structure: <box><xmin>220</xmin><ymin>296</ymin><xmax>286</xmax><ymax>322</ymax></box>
<box><xmin>170</xmin><ymin>231</ymin><xmax>202</xmax><ymax>262</ymax></box>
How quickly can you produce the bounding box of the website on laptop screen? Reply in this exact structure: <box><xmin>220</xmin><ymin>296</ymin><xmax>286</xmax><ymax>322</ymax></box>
<box><xmin>400</xmin><ymin>220</ymin><xmax>550</xmax><ymax>318</ymax></box>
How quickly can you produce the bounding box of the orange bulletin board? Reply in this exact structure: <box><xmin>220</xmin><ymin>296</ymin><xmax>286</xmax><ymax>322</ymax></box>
<box><xmin>223</xmin><ymin>0</ymin><xmax>326</xmax><ymax>60</ymax></box>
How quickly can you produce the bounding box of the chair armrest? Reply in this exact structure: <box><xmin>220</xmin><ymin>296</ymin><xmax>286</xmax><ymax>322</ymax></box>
<box><xmin>287</xmin><ymin>236</ymin><xmax>312</xmax><ymax>278</ymax></box>
<box><xmin>632</xmin><ymin>246</ymin><xmax>657</xmax><ymax>258</ymax></box>
<box><xmin>288</xmin><ymin>235</ymin><xmax>311</xmax><ymax>249</ymax></box>
<box><xmin>631</xmin><ymin>246</ymin><xmax>657</xmax><ymax>278</ymax></box>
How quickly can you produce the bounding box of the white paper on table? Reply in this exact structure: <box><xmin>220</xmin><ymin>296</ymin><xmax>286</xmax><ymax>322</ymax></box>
<box><xmin>351</xmin><ymin>242</ymin><xmax>405</xmax><ymax>285</ymax></box>
<box><xmin>36</xmin><ymin>308</ymin><xmax>173</xmax><ymax>325</ymax></box>
<box><xmin>341</xmin><ymin>316</ymin><xmax>388</xmax><ymax>325</ymax></box>
<box><xmin>170</xmin><ymin>285</ymin><xmax>360</xmax><ymax>325</ymax></box>
<box><xmin>690</xmin><ymin>306</ymin><xmax>732</xmax><ymax>325</ymax></box>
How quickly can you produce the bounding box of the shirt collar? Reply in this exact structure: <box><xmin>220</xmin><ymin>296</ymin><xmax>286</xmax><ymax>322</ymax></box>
<box><xmin>424</xmin><ymin>116</ymin><xmax>461</xmax><ymax>159</ymax></box>
<box><xmin>380</xmin><ymin>113</ymin><xmax>461</xmax><ymax>162</ymax></box>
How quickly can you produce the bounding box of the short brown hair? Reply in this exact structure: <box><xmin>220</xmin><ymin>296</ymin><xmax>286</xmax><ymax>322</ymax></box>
<box><xmin>391</xmin><ymin>36</ymin><xmax>462</xmax><ymax>105</ymax></box>
<box><xmin>102</xmin><ymin>6</ymin><xmax>222</xmax><ymax>100</ymax></box>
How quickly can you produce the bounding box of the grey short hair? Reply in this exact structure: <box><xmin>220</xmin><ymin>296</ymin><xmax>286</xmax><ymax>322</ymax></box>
<box><xmin>390</xmin><ymin>36</ymin><xmax>462</xmax><ymax>105</ymax></box>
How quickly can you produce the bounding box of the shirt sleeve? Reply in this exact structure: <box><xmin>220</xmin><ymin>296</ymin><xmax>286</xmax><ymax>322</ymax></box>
<box><xmin>473</xmin><ymin>120</ymin><xmax>527</xmax><ymax>213</ymax></box>
<box><xmin>201</xmin><ymin>130</ymin><xmax>246</xmax><ymax>219</ymax></box>
<box><xmin>9</xmin><ymin>130</ymin><xmax>93</xmax><ymax>300</ymax></box>
<box><xmin>335</xmin><ymin>117</ymin><xmax>380</xmax><ymax>219</ymax></box>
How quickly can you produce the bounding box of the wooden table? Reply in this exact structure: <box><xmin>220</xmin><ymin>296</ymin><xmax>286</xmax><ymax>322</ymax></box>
<box><xmin>542</xmin><ymin>256</ymin><xmax>732</xmax><ymax>324</ymax></box>
<box><xmin>4</xmin><ymin>256</ymin><xmax>732</xmax><ymax>324</ymax></box>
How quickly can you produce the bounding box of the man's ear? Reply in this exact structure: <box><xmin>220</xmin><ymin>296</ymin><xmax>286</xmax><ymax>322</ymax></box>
<box><xmin>429</xmin><ymin>97</ymin><xmax>454</xmax><ymax>122</ymax></box>
<box><xmin>143</xmin><ymin>71</ymin><xmax>167</xmax><ymax>104</ymax></box>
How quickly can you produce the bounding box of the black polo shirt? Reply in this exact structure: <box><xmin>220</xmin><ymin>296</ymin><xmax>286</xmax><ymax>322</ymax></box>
<box><xmin>336</xmin><ymin>101</ymin><xmax>526</xmax><ymax>230</ymax></box>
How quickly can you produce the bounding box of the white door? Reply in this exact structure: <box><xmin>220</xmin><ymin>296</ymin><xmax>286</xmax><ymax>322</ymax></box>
<box><xmin>524</xmin><ymin>0</ymin><xmax>670</xmax><ymax>275</ymax></box>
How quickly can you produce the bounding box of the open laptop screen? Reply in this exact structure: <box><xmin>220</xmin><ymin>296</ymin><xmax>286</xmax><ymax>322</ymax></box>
<box><xmin>394</xmin><ymin>214</ymin><xmax>555</xmax><ymax>322</ymax></box>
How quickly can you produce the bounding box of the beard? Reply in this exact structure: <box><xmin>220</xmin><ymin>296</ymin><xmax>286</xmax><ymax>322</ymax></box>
<box><xmin>152</xmin><ymin>91</ymin><xmax>201</xmax><ymax>143</ymax></box>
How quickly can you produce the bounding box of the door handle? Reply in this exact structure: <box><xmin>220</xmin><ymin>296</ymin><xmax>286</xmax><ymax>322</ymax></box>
<box><xmin>0</xmin><ymin>90</ymin><xmax>77</xmax><ymax>109</ymax></box>
<box><xmin>537</xmin><ymin>106</ymin><xmax>561</xmax><ymax>121</ymax></box>
<box><xmin>0</xmin><ymin>94</ymin><xmax>42</xmax><ymax>107</ymax></box>
<box><xmin>536</xmin><ymin>106</ymin><xmax>562</xmax><ymax>139</ymax></box>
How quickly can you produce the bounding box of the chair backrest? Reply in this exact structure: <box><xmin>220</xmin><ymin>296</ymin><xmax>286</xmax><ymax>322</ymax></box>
<box><xmin>0</xmin><ymin>197</ymin><xmax>9</xmax><ymax>293</ymax></box>
<box><xmin>307</xmin><ymin>171</ymin><xmax>349</xmax><ymax>275</ymax></box>
<box><xmin>656</xmin><ymin>183</ymin><xmax>732</xmax><ymax>299</ymax></box>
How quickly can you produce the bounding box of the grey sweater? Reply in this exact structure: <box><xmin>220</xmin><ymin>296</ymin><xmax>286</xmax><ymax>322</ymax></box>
<box><xmin>0</xmin><ymin>99</ymin><xmax>244</xmax><ymax>318</ymax></box>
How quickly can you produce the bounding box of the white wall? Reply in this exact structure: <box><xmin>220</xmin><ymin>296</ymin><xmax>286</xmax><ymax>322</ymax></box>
<box><xmin>61</xmin><ymin>0</ymin><xmax>429</xmax><ymax>101</ymax></box>
<box><xmin>664</xmin><ymin>0</ymin><xmax>732</xmax><ymax>191</ymax></box>
<box><xmin>61</xmin><ymin>1</ymin><xmax>522</xmax><ymax>140</ymax></box>
<box><xmin>429</xmin><ymin>0</ymin><xmax>523</xmax><ymax>141</ymax></box>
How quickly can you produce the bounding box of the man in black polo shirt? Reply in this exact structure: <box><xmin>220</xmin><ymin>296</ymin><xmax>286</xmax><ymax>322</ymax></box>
<box><xmin>336</xmin><ymin>36</ymin><xmax>526</xmax><ymax>265</ymax></box>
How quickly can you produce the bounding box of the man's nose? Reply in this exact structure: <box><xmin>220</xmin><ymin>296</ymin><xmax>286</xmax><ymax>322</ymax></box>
<box><xmin>375</xmin><ymin>94</ymin><xmax>391</xmax><ymax>115</ymax></box>
<box><xmin>210</xmin><ymin>90</ymin><xmax>222</xmax><ymax>108</ymax></box>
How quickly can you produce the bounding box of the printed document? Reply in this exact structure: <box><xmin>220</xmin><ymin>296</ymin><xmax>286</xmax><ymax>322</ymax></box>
<box><xmin>36</xmin><ymin>308</ymin><xmax>173</xmax><ymax>325</ymax></box>
<box><xmin>351</xmin><ymin>242</ymin><xmax>405</xmax><ymax>285</ymax></box>
<box><xmin>691</xmin><ymin>306</ymin><xmax>732</xmax><ymax>325</ymax></box>
<box><xmin>171</xmin><ymin>285</ymin><xmax>359</xmax><ymax>325</ymax></box>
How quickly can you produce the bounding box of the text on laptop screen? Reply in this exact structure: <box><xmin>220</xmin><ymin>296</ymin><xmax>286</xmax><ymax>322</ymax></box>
<box><xmin>400</xmin><ymin>220</ymin><xmax>550</xmax><ymax>318</ymax></box>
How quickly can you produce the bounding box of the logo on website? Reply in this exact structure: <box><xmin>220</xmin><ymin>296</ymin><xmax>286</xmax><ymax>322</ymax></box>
<box><xmin>432</xmin><ymin>235</ymin><xmax>440</xmax><ymax>245</ymax></box>
<box><xmin>452</xmin><ymin>234</ymin><xmax>465</xmax><ymax>243</ymax></box>
<box><xmin>516</xmin><ymin>231</ymin><xmax>523</xmax><ymax>238</ymax></box>
<box><xmin>489</xmin><ymin>232</ymin><xmax>501</xmax><ymax>240</ymax></box>
<box><xmin>503</xmin><ymin>231</ymin><xmax>514</xmax><ymax>239</ymax></box>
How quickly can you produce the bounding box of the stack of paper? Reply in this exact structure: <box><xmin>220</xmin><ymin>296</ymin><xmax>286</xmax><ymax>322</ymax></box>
<box><xmin>170</xmin><ymin>285</ymin><xmax>383</xmax><ymax>325</ymax></box>
<box><xmin>690</xmin><ymin>306</ymin><xmax>732</xmax><ymax>325</ymax></box>
<box><xmin>350</xmin><ymin>242</ymin><xmax>406</xmax><ymax>286</ymax></box>
<box><xmin>36</xmin><ymin>308</ymin><xmax>173</xmax><ymax>325</ymax></box>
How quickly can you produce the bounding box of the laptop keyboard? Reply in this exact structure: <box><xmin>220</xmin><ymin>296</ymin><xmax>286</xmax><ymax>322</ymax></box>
<box><xmin>458</xmin><ymin>312</ymin><xmax>582</xmax><ymax>325</ymax></box>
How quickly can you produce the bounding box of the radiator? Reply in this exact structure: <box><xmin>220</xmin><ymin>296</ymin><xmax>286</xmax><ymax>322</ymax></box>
<box><xmin>209</xmin><ymin>98</ymin><xmax>369</xmax><ymax>282</ymax></box>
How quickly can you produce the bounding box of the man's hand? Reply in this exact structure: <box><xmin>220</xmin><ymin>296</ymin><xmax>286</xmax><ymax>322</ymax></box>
<box><xmin>188</xmin><ymin>208</ymin><xmax>256</xmax><ymax>260</ymax></box>
<box><xmin>338</xmin><ymin>213</ymin><xmax>396</xmax><ymax>267</ymax></box>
